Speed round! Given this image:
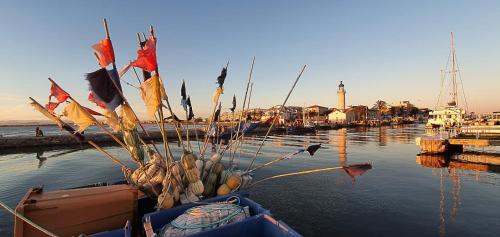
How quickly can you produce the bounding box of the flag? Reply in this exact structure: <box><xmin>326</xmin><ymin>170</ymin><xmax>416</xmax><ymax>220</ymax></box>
<box><xmin>121</xmin><ymin>103</ymin><xmax>138</xmax><ymax>130</ymax></box>
<box><xmin>92</xmin><ymin>38</ymin><xmax>115</xmax><ymax>68</ymax></box>
<box><xmin>49</xmin><ymin>82</ymin><xmax>70</xmax><ymax>103</ymax></box>
<box><xmin>180</xmin><ymin>80</ymin><xmax>187</xmax><ymax>111</ymax></box>
<box><xmin>187</xmin><ymin>96</ymin><xmax>194</xmax><ymax>120</ymax></box>
<box><xmin>30</xmin><ymin>100</ymin><xmax>84</xmax><ymax>142</ymax></box>
<box><xmin>131</xmin><ymin>35</ymin><xmax>157</xmax><ymax>72</ymax></box>
<box><xmin>45</xmin><ymin>82</ymin><xmax>70</xmax><ymax>112</ymax></box>
<box><xmin>214</xmin><ymin>102</ymin><xmax>221</xmax><ymax>122</ymax></box>
<box><xmin>213</xmin><ymin>87</ymin><xmax>223</xmax><ymax>105</ymax></box>
<box><xmin>230</xmin><ymin>94</ymin><xmax>236</xmax><ymax>112</ymax></box>
<box><xmin>31</xmin><ymin>101</ymin><xmax>65</xmax><ymax>128</ymax></box>
<box><xmin>306</xmin><ymin>144</ymin><xmax>321</xmax><ymax>156</ymax></box>
<box><xmin>45</xmin><ymin>102</ymin><xmax>59</xmax><ymax>112</ymax></box>
<box><xmin>216</xmin><ymin>67</ymin><xmax>227</xmax><ymax>88</ymax></box>
<box><xmin>159</xmin><ymin>78</ymin><xmax>167</xmax><ymax>100</ymax></box>
<box><xmin>342</xmin><ymin>163</ymin><xmax>372</xmax><ymax>182</ymax></box>
<box><xmin>122</xmin><ymin>127</ymin><xmax>144</xmax><ymax>164</ymax></box>
<box><xmin>62</xmin><ymin>101</ymin><xmax>95</xmax><ymax>132</ymax></box>
<box><xmin>118</xmin><ymin>63</ymin><xmax>131</xmax><ymax>78</ymax></box>
<box><xmin>86</xmin><ymin>67</ymin><xmax>123</xmax><ymax>111</ymax></box>
<box><xmin>104</xmin><ymin>110</ymin><xmax>121</xmax><ymax>132</ymax></box>
<box><xmin>88</xmin><ymin>91</ymin><xmax>107</xmax><ymax>110</ymax></box>
<box><xmin>140</xmin><ymin>75</ymin><xmax>162</xmax><ymax>119</ymax></box>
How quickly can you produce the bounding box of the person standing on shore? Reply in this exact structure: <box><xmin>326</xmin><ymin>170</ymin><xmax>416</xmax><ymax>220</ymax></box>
<box><xmin>35</xmin><ymin>127</ymin><xmax>44</xmax><ymax>137</ymax></box>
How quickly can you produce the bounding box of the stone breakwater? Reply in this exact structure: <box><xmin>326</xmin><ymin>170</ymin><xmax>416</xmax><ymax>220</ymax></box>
<box><xmin>0</xmin><ymin>129</ymin><xmax>202</xmax><ymax>150</ymax></box>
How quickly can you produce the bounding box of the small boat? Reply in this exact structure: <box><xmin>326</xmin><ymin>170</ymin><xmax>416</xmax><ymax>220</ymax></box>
<box><xmin>13</xmin><ymin>181</ymin><xmax>300</xmax><ymax>237</ymax></box>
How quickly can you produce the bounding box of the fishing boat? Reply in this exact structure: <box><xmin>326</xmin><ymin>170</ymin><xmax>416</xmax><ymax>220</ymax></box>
<box><xmin>427</xmin><ymin>32</ymin><xmax>467</xmax><ymax>129</ymax></box>
<box><xmin>2</xmin><ymin>19</ymin><xmax>373</xmax><ymax>237</ymax></box>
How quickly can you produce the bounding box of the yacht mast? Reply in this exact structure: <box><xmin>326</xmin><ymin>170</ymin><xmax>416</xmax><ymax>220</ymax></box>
<box><xmin>450</xmin><ymin>32</ymin><xmax>458</xmax><ymax>106</ymax></box>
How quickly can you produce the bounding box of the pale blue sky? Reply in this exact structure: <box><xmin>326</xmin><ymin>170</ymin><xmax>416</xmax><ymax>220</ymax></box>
<box><xmin>0</xmin><ymin>0</ymin><xmax>499</xmax><ymax>121</ymax></box>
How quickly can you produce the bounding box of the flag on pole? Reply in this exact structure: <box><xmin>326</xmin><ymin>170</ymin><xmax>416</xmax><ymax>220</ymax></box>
<box><xmin>45</xmin><ymin>82</ymin><xmax>70</xmax><ymax>112</ymax></box>
<box><xmin>212</xmin><ymin>87</ymin><xmax>223</xmax><ymax>105</ymax></box>
<box><xmin>104</xmin><ymin>110</ymin><xmax>121</xmax><ymax>132</ymax></box>
<box><xmin>230</xmin><ymin>94</ymin><xmax>236</xmax><ymax>112</ymax></box>
<box><xmin>216</xmin><ymin>67</ymin><xmax>227</xmax><ymax>88</ymax></box>
<box><xmin>92</xmin><ymin>38</ymin><xmax>115</xmax><ymax>68</ymax></box>
<box><xmin>88</xmin><ymin>91</ymin><xmax>107</xmax><ymax>110</ymax></box>
<box><xmin>187</xmin><ymin>96</ymin><xmax>194</xmax><ymax>120</ymax></box>
<box><xmin>121</xmin><ymin>103</ymin><xmax>138</xmax><ymax>130</ymax></box>
<box><xmin>131</xmin><ymin>35</ymin><xmax>157</xmax><ymax>72</ymax></box>
<box><xmin>86</xmin><ymin>67</ymin><xmax>123</xmax><ymax>111</ymax></box>
<box><xmin>180</xmin><ymin>80</ymin><xmax>187</xmax><ymax>111</ymax></box>
<box><xmin>62</xmin><ymin>101</ymin><xmax>95</xmax><ymax>132</ymax></box>
<box><xmin>214</xmin><ymin>102</ymin><xmax>221</xmax><ymax>122</ymax></box>
<box><xmin>342</xmin><ymin>163</ymin><xmax>373</xmax><ymax>183</ymax></box>
<box><xmin>140</xmin><ymin>75</ymin><xmax>162</xmax><ymax>119</ymax></box>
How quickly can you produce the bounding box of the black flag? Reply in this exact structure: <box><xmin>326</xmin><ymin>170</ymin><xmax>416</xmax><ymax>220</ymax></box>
<box><xmin>216</xmin><ymin>67</ymin><xmax>227</xmax><ymax>88</ymax></box>
<box><xmin>86</xmin><ymin>67</ymin><xmax>123</xmax><ymax>111</ymax></box>
<box><xmin>230</xmin><ymin>94</ymin><xmax>236</xmax><ymax>112</ymax></box>
<box><xmin>187</xmin><ymin>96</ymin><xmax>194</xmax><ymax>120</ymax></box>
<box><xmin>306</xmin><ymin>144</ymin><xmax>321</xmax><ymax>156</ymax></box>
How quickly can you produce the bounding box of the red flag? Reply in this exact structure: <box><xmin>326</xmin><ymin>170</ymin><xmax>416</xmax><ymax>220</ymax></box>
<box><xmin>92</xmin><ymin>38</ymin><xmax>115</xmax><ymax>68</ymax></box>
<box><xmin>45</xmin><ymin>82</ymin><xmax>70</xmax><ymax>112</ymax></box>
<box><xmin>45</xmin><ymin>102</ymin><xmax>60</xmax><ymax>113</ymax></box>
<box><xmin>88</xmin><ymin>91</ymin><xmax>107</xmax><ymax>110</ymax></box>
<box><xmin>49</xmin><ymin>82</ymin><xmax>70</xmax><ymax>103</ymax></box>
<box><xmin>131</xmin><ymin>35</ymin><xmax>157</xmax><ymax>72</ymax></box>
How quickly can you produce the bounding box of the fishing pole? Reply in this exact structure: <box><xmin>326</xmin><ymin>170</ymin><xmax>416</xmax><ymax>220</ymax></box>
<box><xmin>246</xmin><ymin>65</ymin><xmax>307</xmax><ymax>171</ymax></box>
<box><xmin>229</xmin><ymin>57</ymin><xmax>255</xmax><ymax>166</ymax></box>
<box><xmin>249</xmin><ymin>163</ymin><xmax>372</xmax><ymax>187</ymax></box>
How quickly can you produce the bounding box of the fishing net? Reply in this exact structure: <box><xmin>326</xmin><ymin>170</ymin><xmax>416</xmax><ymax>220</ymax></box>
<box><xmin>158</xmin><ymin>199</ymin><xmax>250</xmax><ymax>237</ymax></box>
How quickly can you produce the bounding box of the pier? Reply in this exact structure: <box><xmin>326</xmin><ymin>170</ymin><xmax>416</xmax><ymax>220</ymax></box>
<box><xmin>416</xmin><ymin>126</ymin><xmax>500</xmax><ymax>154</ymax></box>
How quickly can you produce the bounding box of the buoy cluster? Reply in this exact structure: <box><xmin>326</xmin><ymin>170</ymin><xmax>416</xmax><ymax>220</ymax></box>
<box><xmin>125</xmin><ymin>149</ymin><xmax>253</xmax><ymax>209</ymax></box>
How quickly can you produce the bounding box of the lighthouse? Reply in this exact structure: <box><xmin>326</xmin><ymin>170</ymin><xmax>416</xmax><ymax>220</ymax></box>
<box><xmin>337</xmin><ymin>81</ymin><xmax>346</xmax><ymax>111</ymax></box>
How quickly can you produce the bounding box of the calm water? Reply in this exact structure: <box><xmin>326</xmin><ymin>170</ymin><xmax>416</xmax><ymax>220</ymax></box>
<box><xmin>1</xmin><ymin>124</ymin><xmax>499</xmax><ymax>236</ymax></box>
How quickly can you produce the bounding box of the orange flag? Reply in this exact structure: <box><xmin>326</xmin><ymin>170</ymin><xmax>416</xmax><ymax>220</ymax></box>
<box><xmin>92</xmin><ymin>38</ymin><xmax>115</xmax><ymax>68</ymax></box>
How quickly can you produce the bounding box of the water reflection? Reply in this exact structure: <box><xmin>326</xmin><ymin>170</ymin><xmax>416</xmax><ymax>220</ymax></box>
<box><xmin>338</xmin><ymin>128</ymin><xmax>347</xmax><ymax>166</ymax></box>
<box><xmin>416</xmin><ymin>152</ymin><xmax>500</xmax><ymax>236</ymax></box>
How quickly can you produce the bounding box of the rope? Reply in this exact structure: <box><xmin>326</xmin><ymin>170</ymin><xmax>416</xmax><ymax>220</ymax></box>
<box><xmin>0</xmin><ymin>201</ymin><xmax>58</xmax><ymax>237</ymax></box>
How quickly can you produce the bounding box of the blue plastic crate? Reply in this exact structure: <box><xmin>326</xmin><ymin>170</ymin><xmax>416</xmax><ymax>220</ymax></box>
<box><xmin>189</xmin><ymin>214</ymin><xmax>302</xmax><ymax>237</ymax></box>
<box><xmin>89</xmin><ymin>220</ymin><xmax>131</xmax><ymax>237</ymax></box>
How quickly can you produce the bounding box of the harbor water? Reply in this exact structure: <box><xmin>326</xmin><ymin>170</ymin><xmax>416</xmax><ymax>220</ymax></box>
<box><xmin>1</xmin><ymin>124</ymin><xmax>499</xmax><ymax>236</ymax></box>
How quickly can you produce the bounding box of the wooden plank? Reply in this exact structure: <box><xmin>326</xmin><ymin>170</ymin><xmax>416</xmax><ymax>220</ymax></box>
<box><xmin>449</xmin><ymin>138</ymin><xmax>490</xmax><ymax>147</ymax></box>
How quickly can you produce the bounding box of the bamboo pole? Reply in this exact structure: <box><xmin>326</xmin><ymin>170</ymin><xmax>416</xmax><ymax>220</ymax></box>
<box><xmin>246</xmin><ymin>65</ymin><xmax>307</xmax><ymax>171</ymax></box>
<box><xmin>199</xmin><ymin>61</ymin><xmax>230</xmax><ymax>158</ymax></box>
<box><xmin>149</xmin><ymin>25</ymin><xmax>187</xmax><ymax>153</ymax></box>
<box><xmin>232</xmin><ymin>82</ymin><xmax>254</xmax><ymax>163</ymax></box>
<box><xmin>228</xmin><ymin>57</ymin><xmax>255</xmax><ymax>166</ymax></box>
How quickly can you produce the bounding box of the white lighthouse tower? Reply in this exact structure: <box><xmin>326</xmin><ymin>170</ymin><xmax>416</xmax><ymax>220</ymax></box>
<box><xmin>337</xmin><ymin>81</ymin><xmax>346</xmax><ymax>111</ymax></box>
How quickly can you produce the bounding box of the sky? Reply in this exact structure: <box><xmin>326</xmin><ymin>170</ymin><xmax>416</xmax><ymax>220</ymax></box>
<box><xmin>0</xmin><ymin>0</ymin><xmax>499</xmax><ymax>121</ymax></box>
